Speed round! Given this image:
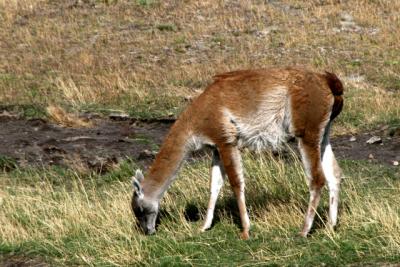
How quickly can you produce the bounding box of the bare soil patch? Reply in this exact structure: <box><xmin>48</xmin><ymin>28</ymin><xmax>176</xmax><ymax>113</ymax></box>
<box><xmin>334</xmin><ymin>127</ymin><xmax>400</xmax><ymax>166</ymax></box>
<box><xmin>0</xmin><ymin>114</ymin><xmax>171</xmax><ymax>171</ymax></box>
<box><xmin>0</xmin><ymin>255</ymin><xmax>48</xmax><ymax>267</ymax></box>
<box><xmin>0</xmin><ymin>115</ymin><xmax>398</xmax><ymax>171</ymax></box>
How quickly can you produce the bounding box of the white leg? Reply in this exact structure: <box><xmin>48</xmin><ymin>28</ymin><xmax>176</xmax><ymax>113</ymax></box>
<box><xmin>201</xmin><ymin>151</ymin><xmax>225</xmax><ymax>232</ymax></box>
<box><xmin>322</xmin><ymin>144</ymin><xmax>341</xmax><ymax>228</ymax></box>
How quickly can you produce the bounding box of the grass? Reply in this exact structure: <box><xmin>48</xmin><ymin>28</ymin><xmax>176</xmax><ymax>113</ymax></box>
<box><xmin>1</xmin><ymin>153</ymin><xmax>399</xmax><ymax>266</ymax></box>
<box><xmin>1</xmin><ymin>0</ymin><xmax>400</xmax><ymax>266</ymax></box>
<box><xmin>0</xmin><ymin>0</ymin><xmax>399</xmax><ymax>131</ymax></box>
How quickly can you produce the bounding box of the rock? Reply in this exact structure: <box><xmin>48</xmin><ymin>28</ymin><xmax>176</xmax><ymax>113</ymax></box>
<box><xmin>89</xmin><ymin>34</ymin><xmax>99</xmax><ymax>46</ymax></box>
<box><xmin>368</xmin><ymin>154</ymin><xmax>374</xmax><ymax>159</ymax></box>
<box><xmin>193</xmin><ymin>41</ymin><xmax>207</xmax><ymax>51</ymax></box>
<box><xmin>339</xmin><ymin>12</ymin><xmax>362</xmax><ymax>32</ymax></box>
<box><xmin>366</xmin><ymin>136</ymin><xmax>382</xmax><ymax>144</ymax></box>
<box><xmin>137</xmin><ymin>149</ymin><xmax>156</xmax><ymax>160</ymax></box>
<box><xmin>346</xmin><ymin>74</ymin><xmax>365</xmax><ymax>83</ymax></box>
<box><xmin>349</xmin><ymin>136</ymin><xmax>357</xmax><ymax>142</ymax></box>
<box><xmin>255</xmin><ymin>26</ymin><xmax>279</xmax><ymax>37</ymax></box>
<box><xmin>109</xmin><ymin>113</ymin><xmax>130</xmax><ymax>121</ymax></box>
<box><xmin>392</xmin><ymin>161</ymin><xmax>399</xmax><ymax>166</ymax></box>
<box><xmin>340</xmin><ymin>21</ymin><xmax>362</xmax><ymax>32</ymax></box>
<box><xmin>196</xmin><ymin>15</ymin><xmax>205</xmax><ymax>21</ymax></box>
<box><xmin>0</xmin><ymin>111</ymin><xmax>19</xmax><ymax>122</ymax></box>
<box><xmin>340</xmin><ymin>12</ymin><xmax>354</xmax><ymax>22</ymax></box>
<box><xmin>367</xmin><ymin>28</ymin><xmax>380</xmax><ymax>35</ymax></box>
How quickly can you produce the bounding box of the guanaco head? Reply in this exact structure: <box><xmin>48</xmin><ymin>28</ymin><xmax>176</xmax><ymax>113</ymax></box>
<box><xmin>131</xmin><ymin>170</ymin><xmax>159</xmax><ymax>235</ymax></box>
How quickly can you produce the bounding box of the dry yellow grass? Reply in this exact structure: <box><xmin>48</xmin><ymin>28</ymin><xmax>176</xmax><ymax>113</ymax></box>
<box><xmin>0</xmin><ymin>0</ymin><xmax>399</xmax><ymax>130</ymax></box>
<box><xmin>46</xmin><ymin>105</ymin><xmax>92</xmax><ymax>127</ymax></box>
<box><xmin>0</xmin><ymin>153</ymin><xmax>399</xmax><ymax>265</ymax></box>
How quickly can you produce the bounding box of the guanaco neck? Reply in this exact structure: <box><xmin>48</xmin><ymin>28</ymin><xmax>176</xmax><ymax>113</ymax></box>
<box><xmin>141</xmin><ymin>119</ymin><xmax>192</xmax><ymax>201</ymax></box>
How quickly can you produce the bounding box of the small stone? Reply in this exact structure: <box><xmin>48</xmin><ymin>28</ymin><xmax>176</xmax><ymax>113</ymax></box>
<box><xmin>349</xmin><ymin>136</ymin><xmax>357</xmax><ymax>142</ymax></box>
<box><xmin>340</xmin><ymin>12</ymin><xmax>354</xmax><ymax>22</ymax></box>
<box><xmin>137</xmin><ymin>149</ymin><xmax>156</xmax><ymax>160</ymax></box>
<box><xmin>109</xmin><ymin>113</ymin><xmax>130</xmax><ymax>121</ymax></box>
<box><xmin>346</xmin><ymin>74</ymin><xmax>365</xmax><ymax>83</ymax></box>
<box><xmin>196</xmin><ymin>15</ymin><xmax>205</xmax><ymax>21</ymax></box>
<box><xmin>393</xmin><ymin>161</ymin><xmax>399</xmax><ymax>166</ymax></box>
<box><xmin>368</xmin><ymin>154</ymin><xmax>374</xmax><ymax>159</ymax></box>
<box><xmin>265</xmin><ymin>26</ymin><xmax>279</xmax><ymax>34</ymax></box>
<box><xmin>339</xmin><ymin>15</ymin><xmax>362</xmax><ymax>32</ymax></box>
<box><xmin>366</xmin><ymin>136</ymin><xmax>382</xmax><ymax>144</ymax></box>
<box><xmin>193</xmin><ymin>41</ymin><xmax>208</xmax><ymax>51</ymax></box>
<box><xmin>0</xmin><ymin>111</ymin><xmax>19</xmax><ymax>122</ymax></box>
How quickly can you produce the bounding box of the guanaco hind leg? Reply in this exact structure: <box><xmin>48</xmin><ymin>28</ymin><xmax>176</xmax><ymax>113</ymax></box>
<box><xmin>298</xmin><ymin>138</ymin><xmax>326</xmax><ymax>237</ymax></box>
<box><xmin>322</xmin><ymin>143</ymin><xmax>342</xmax><ymax>228</ymax></box>
<box><xmin>320</xmin><ymin>121</ymin><xmax>342</xmax><ymax>229</ymax></box>
<box><xmin>218</xmin><ymin>145</ymin><xmax>250</xmax><ymax>240</ymax></box>
<box><xmin>201</xmin><ymin>148</ymin><xmax>226</xmax><ymax>231</ymax></box>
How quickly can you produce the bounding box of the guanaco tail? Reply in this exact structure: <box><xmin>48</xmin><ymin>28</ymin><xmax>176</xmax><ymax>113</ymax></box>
<box><xmin>131</xmin><ymin>67</ymin><xmax>344</xmax><ymax>239</ymax></box>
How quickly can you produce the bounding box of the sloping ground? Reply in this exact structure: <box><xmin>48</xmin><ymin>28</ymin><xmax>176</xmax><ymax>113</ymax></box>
<box><xmin>0</xmin><ymin>115</ymin><xmax>398</xmax><ymax>171</ymax></box>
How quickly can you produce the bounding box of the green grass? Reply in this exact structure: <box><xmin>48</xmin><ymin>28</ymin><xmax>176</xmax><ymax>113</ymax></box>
<box><xmin>1</xmin><ymin>154</ymin><xmax>399</xmax><ymax>266</ymax></box>
<box><xmin>334</xmin><ymin>84</ymin><xmax>400</xmax><ymax>133</ymax></box>
<box><xmin>0</xmin><ymin>155</ymin><xmax>18</xmax><ymax>171</ymax></box>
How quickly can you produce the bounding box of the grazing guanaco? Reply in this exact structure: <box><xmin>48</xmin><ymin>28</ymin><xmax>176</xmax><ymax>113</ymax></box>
<box><xmin>131</xmin><ymin>67</ymin><xmax>344</xmax><ymax>239</ymax></box>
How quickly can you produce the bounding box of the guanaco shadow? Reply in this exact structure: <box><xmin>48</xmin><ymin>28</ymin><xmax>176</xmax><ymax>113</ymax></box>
<box><xmin>133</xmin><ymin>190</ymin><xmax>343</xmax><ymax>234</ymax></box>
<box><xmin>182</xmin><ymin>188</ymin><xmax>344</xmax><ymax>234</ymax></box>
<box><xmin>184</xmin><ymin>189</ymin><xmax>296</xmax><ymax>229</ymax></box>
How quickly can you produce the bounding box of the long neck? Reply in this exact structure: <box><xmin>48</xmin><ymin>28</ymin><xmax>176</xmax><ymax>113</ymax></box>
<box><xmin>142</xmin><ymin>120</ymin><xmax>192</xmax><ymax>201</ymax></box>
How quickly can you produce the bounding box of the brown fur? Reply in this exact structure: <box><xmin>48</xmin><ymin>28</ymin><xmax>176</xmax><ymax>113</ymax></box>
<box><xmin>137</xmin><ymin>67</ymin><xmax>344</xmax><ymax>238</ymax></box>
<box><xmin>325</xmin><ymin>71</ymin><xmax>344</xmax><ymax>120</ymax></box>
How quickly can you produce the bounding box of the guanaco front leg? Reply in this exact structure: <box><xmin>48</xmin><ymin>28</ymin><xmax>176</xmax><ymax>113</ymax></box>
<box><xmin>298</xmin><ymin>139</ymin><xmax>326</xmax><ymax>237</ymax></box>
<box><xmin>218</xmin><ymin>144</ymin><xmax>250</xmax><ymax>240</ymax></box>
<box><xmin>201</xmin><ymin>148</ymin><xmax>226</xmax><ymax>232</ymax></box>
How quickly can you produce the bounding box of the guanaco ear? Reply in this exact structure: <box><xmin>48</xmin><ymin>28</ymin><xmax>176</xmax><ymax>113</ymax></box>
<box><xmin>132</xmin><ymin>176</ymin><xmax>144</xmax><ymax>198</ymax></box>
<box><xmin>132</xmin><ymin>170</ymin><xmax>144</xmax><ymax>198</ymax></box>
<box><xmin>135</xmin><ymin>169</ymin><xmax>144</xmax><ymax>182</ymax></box>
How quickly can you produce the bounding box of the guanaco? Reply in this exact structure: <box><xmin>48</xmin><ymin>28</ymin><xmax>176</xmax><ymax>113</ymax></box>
<box><xmin>131</xmin><ymin>67</ymin><xmax>344</xmax><ymax>239</ymax></box>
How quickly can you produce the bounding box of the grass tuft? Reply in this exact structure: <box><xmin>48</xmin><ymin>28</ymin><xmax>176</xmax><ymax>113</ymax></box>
<box><xmin>46</xmin><ymin>105</ymin><xmax>92</xmax><ymax>128</ymax></box>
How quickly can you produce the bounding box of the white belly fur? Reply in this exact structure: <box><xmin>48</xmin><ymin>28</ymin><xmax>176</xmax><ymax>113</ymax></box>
<box><xmin>224</xmin><ymin>86</ymin><xmax>292</xmax><ymax>151</ymax></box>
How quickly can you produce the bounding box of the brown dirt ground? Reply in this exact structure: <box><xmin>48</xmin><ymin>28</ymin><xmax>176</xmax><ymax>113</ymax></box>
<box><xmin>0</xmin><ymin>255</ymin><xmax>48</xmax><ymax>267</ymax></box>
<box><xmin>0</xmin><ymin>114</ymin><xmax>399</xmax><ymax>171</ymax></box>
